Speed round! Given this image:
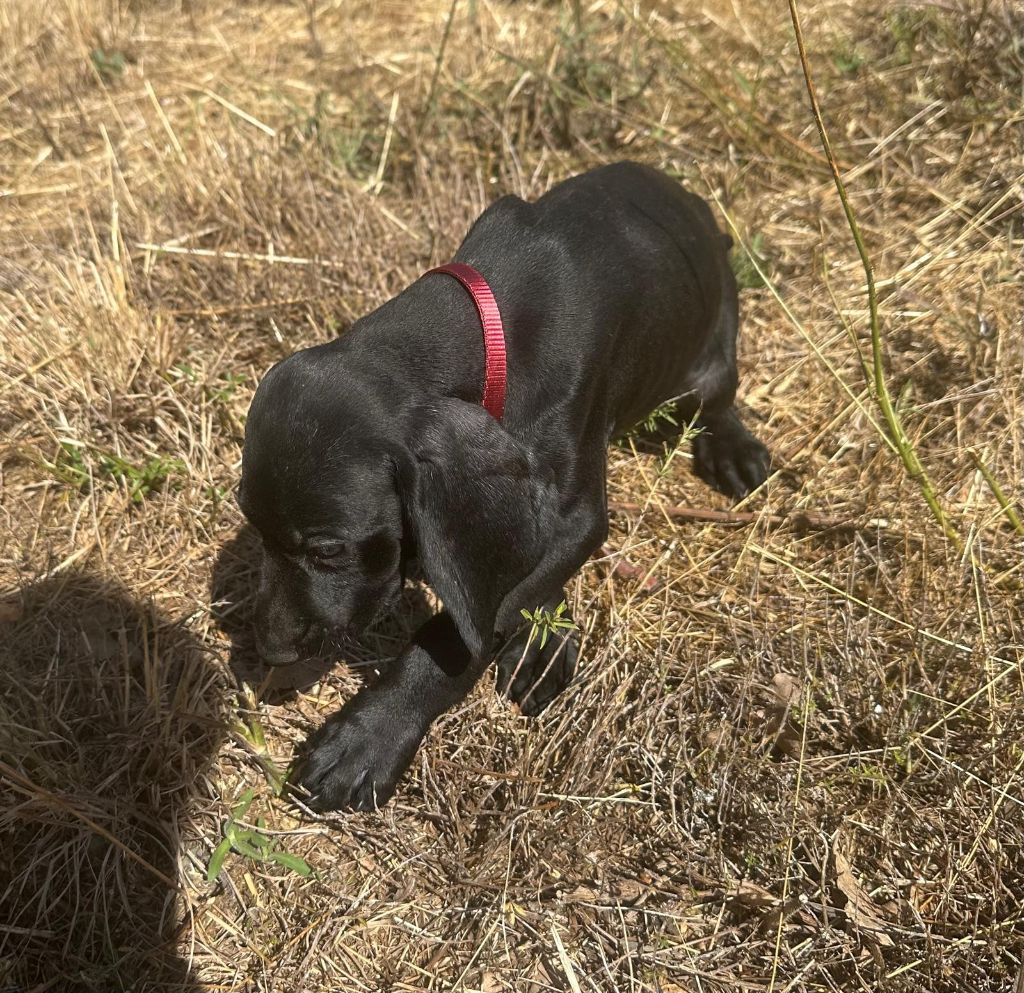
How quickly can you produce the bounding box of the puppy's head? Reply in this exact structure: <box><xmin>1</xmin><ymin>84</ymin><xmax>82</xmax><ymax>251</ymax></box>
<box><xmin>240</xmin><ymin>344</ymin><xmax>556</xmax><ymax>667</ymax></box>
<box><xmin>239</xmin><ymin>349</ymin><xmax>406</xmax><ymax>665</ymax></box>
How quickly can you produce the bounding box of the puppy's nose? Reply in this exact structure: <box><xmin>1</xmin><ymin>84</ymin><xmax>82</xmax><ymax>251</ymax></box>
<box><xmin>254</xmin><ymin>618</ymin><xmax>311</xmax><ymax>667</ymax></box>
<box><xmin>256</xmin><ymin>642</ymin><xmax>302</xmax><ymax>667</ymax></box>
<box><xmin>253</xmin><ymin>590</ymin><xmax>312</xmax><ymax>666</ymax></box>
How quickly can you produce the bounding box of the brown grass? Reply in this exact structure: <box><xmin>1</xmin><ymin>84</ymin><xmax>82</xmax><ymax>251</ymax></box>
<box><xmin>1</xmin><ymin>0</ymin><xmax>1022</xmax><ymax>990</ymax></box>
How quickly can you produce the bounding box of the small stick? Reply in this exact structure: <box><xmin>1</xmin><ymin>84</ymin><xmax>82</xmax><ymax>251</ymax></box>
<box><xmin>187</xmin><ymin>86</ymin><xmax>276</xmax><ymax>137</ymax></box>
<box><xmin>420</xmin><ymin>0</ymin><xmax>459</xmax><ymax>133</ymax></box>
<box><xmin>135</xmin><ymin>243</ymin><xmax>346</xmax><ymax>268</ymax></box>
<box><xmin>608</xmin><ymin>500</ymin><xmax>868</xmax><ymax>532</ymax></box>
<box><xmin>306</xmin><ymin>0</ymin><xmax>323</xmax><ymax>57</ymax></box>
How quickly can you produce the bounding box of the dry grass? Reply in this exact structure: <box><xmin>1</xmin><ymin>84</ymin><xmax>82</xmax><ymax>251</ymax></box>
<box><xmin>1</xmin><ymin>0</ymin><xmax>1022</xmax><ymax>990</ymax></box>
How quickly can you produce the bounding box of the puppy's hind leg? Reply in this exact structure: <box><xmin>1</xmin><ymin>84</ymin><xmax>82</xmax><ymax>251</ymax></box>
<box><xmin>691</xmin><ymin>404</ymin><xmax>771</xmax><ymax>499</ymax></box>
<box><xmin>679</xmin><ymin>280</ymin><xmax>770</xmax><ymax>500</ymax></box>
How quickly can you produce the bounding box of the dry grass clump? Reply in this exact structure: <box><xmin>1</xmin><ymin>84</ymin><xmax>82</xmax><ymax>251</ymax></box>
<box><xmin>1</xmin><ymin>0</ymin><xmax>1022</xmax><ymax>990</ymax></box>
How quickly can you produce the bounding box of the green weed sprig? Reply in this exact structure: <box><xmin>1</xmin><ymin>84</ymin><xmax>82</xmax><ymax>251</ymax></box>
<box><xmin>520</xmin><ymin>600</ymin><xmax>577</xmax><ymax>651</ymax></box>
<box><xmin>207</xmin><ymin>789</ymin><xmax>312</xmax><ymax>883</ymax></box>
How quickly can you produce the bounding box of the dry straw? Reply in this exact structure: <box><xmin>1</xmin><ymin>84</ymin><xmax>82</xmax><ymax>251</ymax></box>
<box><xmin>1</xmin><ymin>0</ymin><xmax>1022</xmax><ymax>990</ymax></box>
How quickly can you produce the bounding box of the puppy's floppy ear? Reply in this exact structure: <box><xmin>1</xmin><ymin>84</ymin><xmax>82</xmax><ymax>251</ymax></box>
<box><xmin>401</xmin><ymin>399</ymin><xmax>555</xmax><ymax>658</ymax></box>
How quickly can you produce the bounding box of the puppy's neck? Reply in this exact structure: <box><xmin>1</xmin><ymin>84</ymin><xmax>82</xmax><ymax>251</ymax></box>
<box><xmin>335</xmin><ymin>273</ymin><xmax>489</xmax><ymax>412</ymax></box>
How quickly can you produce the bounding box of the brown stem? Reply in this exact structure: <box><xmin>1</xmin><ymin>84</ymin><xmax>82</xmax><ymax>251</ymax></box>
<box><xmin>608</xmin><ymin>500</ymin><xmax>869</xmax><ymax>532</ymax></box>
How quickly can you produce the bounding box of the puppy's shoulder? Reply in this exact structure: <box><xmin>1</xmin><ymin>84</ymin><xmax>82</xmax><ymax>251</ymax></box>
<box><xmin>470</xmin><ymin>193</ymin><xmax>536</xmax><ymax>236</ymax></box>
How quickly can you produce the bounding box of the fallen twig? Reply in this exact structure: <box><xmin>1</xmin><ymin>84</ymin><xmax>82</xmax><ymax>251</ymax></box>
<box><xmin>607</xmin><ymin>500</ymin><xmax>875</xmax><ymax>532</ymax></box>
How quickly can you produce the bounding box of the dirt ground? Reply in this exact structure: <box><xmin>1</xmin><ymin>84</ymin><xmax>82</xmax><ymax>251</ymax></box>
<box><xmin>1</xmin><ymin>0</ymin><xmax>1022</xmax><ymax>990</ymax></box>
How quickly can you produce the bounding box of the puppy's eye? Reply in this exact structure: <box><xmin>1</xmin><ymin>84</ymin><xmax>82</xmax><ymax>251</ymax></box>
<box><xmin>308</xmin><ymin>542</ymin><xmax>346</xmax><ymax>561</ymax></box>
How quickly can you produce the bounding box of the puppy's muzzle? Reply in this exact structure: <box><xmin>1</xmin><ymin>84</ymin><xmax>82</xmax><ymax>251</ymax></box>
<box><xmin>254</xmin><ymin>610</ymin><xmax>312</xmax><ymax>668</ymax></box>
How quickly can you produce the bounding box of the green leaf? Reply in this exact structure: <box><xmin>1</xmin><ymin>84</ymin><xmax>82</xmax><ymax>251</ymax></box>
<box><xmin>732</xmin><ymin>68</ymin><xmax>754</xmax><ymax>97</ymax></box>
<box><xmin>730</xmin><ymin>233</ymin><xmax>769</xmax><ymax>290</ymax></box>
<box><xmin>90</xmin><ymin>48</ymin><xmax>126</xmax><ymax>80</ymax></box>
<box><xmin>206</xmin><ymin>837</ymin><xmax>233</xmax><ymax>882</ymax></box>
<box><xmin>268</xmin><ymin>850</ymin><xmax>313</xmax><ymax>876</ymax></box>
<box><xmin>230</xmin><ymin>833</ymin><xmax>267</xmax><ymax>860</ymax></box>
<box><xmin>245</xmin><ymin>829</ymin><xmax>273</xmax><ymax>852</ymax></box>
<box><xmin>231</xmin><ymin>788</ymin><xmax>256</xmax><ymax>821</ymax></box>
<box><xmin>832</xmin><ymin>47</ymin><xmax>865</xmax><ymax>74</ymax></box>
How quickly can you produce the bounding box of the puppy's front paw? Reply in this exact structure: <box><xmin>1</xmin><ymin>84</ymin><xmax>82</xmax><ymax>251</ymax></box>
<box><xmin>294</xmin><ymin>694</ymin><xmax>425</xmax><ymax>812</ymax></box>
<box><xmin>693</xmin><ymin>410</ymin><xmax>770</xmax><ymax>499</ymax></box>
<box><xmin>496</xmin><ymin>626</ymin><xmax>578</xmax><ymax>718</ymax></box>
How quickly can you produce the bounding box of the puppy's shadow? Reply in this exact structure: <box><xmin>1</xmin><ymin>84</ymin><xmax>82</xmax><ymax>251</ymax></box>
<box><xmin>0</xmin><ymin>571</ymin><xmax>224</xmax><ymax>992</ymax></box>
<box><xmin>210</xmin><ymin>525</ymin><xmax>435</xmax><ymax>704</ymax></box>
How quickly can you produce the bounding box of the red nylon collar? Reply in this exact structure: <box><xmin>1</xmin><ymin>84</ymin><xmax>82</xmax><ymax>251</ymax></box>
<box><xmin>425</xmin><ymin>262</ymin><xmax>507</xmax><ymax>421</ymax></box>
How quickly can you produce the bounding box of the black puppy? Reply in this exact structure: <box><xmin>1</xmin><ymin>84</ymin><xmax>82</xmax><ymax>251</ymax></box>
<box><xmin>238</xmin><ymin>162</ymin><xmax>769</xmax><ymax>811</ymax></box>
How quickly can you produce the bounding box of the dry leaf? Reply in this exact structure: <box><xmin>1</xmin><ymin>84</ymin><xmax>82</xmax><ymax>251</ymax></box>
<box><xmin>561</xmin><ymin>883</ymin><xmax>600</xmax><ymax>903</ymax></box>
<box><xmin>561</xmin><ymin>877</ymin><xmax>646</xmax><ymax>905</ymax></box>
<box><xmin>480</xmin><ymin>971</ymin><xmax>503</xmax><ymax>993</ymax></box>
<box><xmin>525</xmin><ymin>956</ymin><xmax>559</xmax><ymax>993</ymax></box>
<box><xmin>834</xmin><ymin>848</ymin><xmax>895</xmax><ymax>947</ymax></box>
<box><xmin>771</xmin><ymin>671</ymin><xmax>802</xmax><ymax>709</ymax></box>
<box><xmin>725</xmin><ymin>880</ymin><xmax>778</xmax><ymax>912</ymax></box>
<box><xmin>0</xmin><ymin>600</ymin><xmax>23</xmax><ymax>624</ymax></box>
<box><xmin>597</xmin><ymin>544</ymin><xmax>662</xmax><ymax>592</ymax></box>
<box><xmin>765</xmin><ymin>672</ymin><xmax>805</xmax><ymax>757</ymax></box>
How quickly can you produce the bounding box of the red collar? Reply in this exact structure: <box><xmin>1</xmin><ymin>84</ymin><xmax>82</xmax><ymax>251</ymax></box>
<box><xmin>424</xmin><ymin>262</ymin><xmax>507</xmax><ymax>421</ymax></box>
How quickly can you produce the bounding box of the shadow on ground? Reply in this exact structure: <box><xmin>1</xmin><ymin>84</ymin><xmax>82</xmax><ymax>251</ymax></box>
<box><xmin>0</xmin><ymin>571</ymin><xmax>226</xmax><ymax>992</ymax></box>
